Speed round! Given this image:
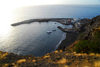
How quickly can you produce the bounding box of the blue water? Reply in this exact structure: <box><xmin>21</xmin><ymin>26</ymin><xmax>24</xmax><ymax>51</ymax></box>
<box><xmin>13</xmin><ymin>5</ymin><xmax>100</xmax><ymax>22</ymax></box>
<box><xmin>0</xmin><ymin>5</ymin><xmax>100</xmax><ymax>56</ymax></box>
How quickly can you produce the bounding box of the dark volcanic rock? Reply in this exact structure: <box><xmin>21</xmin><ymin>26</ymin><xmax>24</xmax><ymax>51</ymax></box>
<box><xmin>78</xmin><ymin>15</ymin><xmax>100</xmax><ymax>40</ymax></box>
<box><xmin>57</xmin><ymin>32</ymin><xmax>79</xmax><ymax>50</ymax></box>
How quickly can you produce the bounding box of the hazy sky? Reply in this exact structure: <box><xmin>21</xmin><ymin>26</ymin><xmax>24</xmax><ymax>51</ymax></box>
<box><xmin>0</xmin><ymin>0</ymin><xmax>100</xmax><ymax>8</ymax></box>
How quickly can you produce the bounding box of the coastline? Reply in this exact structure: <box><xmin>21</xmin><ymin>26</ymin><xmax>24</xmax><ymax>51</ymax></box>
<box><xmin>57</xmin><ymin>32</ymin><xmax>79</xmax><ymax>50</ymax></box>
<box><xmin>55</xmin><ymin>33</ymin><xmax>66</xmax><ymax>50</ymax></box>
<box><xmin>0</xmin><ymin>15</ymin><xmax>100</xmax><ymax>67</ymax></box>
<box><xmin>10</xmin><ymin>17</ymin><xmax>91</xmax><ymax>52</ymax></box>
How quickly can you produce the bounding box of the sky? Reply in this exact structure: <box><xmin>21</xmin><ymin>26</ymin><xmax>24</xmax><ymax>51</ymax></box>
<box><xmin>0</xmin><ymin>0</ymin><xmax>100</xmax><ymax>9</ymax></box>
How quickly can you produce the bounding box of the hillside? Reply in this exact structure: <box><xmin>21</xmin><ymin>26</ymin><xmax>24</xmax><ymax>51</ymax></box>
<box><xmin>72</xmin><ymin>15</ymin><xmax>100</xmax><ymax>53</ymax></box>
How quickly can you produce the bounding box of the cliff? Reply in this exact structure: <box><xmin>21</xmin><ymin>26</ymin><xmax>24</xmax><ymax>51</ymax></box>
<box><xmin>0</xmin><ymin>16</ymin><xmax>100</xmax><ymax>67</ymax></box>
<box><xmin>72</xmin><ymin>15</ymin><xmax>100</xmax><ymax>53</ymax></box>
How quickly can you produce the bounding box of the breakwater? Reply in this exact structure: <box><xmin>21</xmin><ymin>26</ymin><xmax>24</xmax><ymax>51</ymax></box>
<box><xmin>11</xmin><ymin>18</ymin><xmax>68</xmax><ymax>26</ymax></box>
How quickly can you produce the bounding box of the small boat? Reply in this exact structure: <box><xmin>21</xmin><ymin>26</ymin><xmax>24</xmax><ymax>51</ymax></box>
<box><xmin>47</xmin><ymin>31</ymin><xmax>52</xmax><ymax>34</ymax></box>
<box><xmin>52</xmin><ymin>29</ymin><xmax>56</xmax><ymax>31</ymax></box>
<box><xmin>55</xmin><ymin>23</ymin><xmax>57</xmax><ymax>24</ymax></box>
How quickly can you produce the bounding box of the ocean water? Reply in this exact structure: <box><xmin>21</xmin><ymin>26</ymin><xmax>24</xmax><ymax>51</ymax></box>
<box><xmin>13</xmin><ymin>5</ymin><xmax>100</xmax><ymax>22</ymax></box>
<box><xmin>0</xmin><ymin>5</ymin><xmax>100</xmax><ymax>56</ymax></box>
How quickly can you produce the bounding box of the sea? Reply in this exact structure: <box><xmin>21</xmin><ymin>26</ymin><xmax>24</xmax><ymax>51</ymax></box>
<box><xmin>0</xmin><ymin>5</ymin><xmax>100</xmax><ymax>56</ymax></box>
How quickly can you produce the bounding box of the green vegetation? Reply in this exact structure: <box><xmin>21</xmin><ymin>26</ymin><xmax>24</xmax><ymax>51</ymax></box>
<box><xmin>74</xmin><ymin>29</ymin><xmax>100</xmax><ymax>53</ymax></box>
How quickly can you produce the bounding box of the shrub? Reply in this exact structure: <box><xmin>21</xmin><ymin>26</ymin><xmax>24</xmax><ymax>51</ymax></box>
<box><xmin>74</xmin><ymin>30</ymin><xmax>100</xmax><ymax>53</ymax></box>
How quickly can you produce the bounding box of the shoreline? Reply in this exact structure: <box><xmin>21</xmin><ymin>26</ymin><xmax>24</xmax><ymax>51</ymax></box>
<box><xmin>57</xmin><ymin>32</ymin><xmax>79</xmax><ymax>50</ymax></box>
<box><xmin>10</xmin><ymin>18</ymin><xmax>91</xmax><ymax>52</ymax></box>
<box><xmin>0</xmin><ymin>15</ymin><xmax>100</xmax><ymax>67</ymax></box>
<box><xmin>55</xmin><ymin>33</ymin><xmax>66</xmax><ymax>50</ymax></box>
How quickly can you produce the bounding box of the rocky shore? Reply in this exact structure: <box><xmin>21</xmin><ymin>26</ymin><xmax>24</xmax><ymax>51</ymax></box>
<box><xmin>57</xmin><ymin>18</ymin><xmax>92</xmax><ymax>50</ymax></box>
<box><xmin>0</xmin><ymin>15</ymin><xmax>100</xmax><ymax>67</ymax></box>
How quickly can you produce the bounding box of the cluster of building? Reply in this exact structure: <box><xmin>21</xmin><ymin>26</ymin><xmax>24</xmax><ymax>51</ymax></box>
<box><xmin>58</xmin><ymin>18</ymin><xmax>91</xmax><ymax>32</ymax></box>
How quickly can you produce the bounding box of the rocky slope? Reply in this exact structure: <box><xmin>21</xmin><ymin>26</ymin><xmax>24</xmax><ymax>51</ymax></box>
<box><xmin>0</xmin><ymin>16</ymin><xmax>100</xmax><ymax>67</ymax></box>
<box><xmin>72</xmin><ymin>15</ymin><xmax>100</xmax><ymax>53</ymax></box>
<box><xmin>0</xmin><ymin>50</ymin><xmax>100</xmax><ymax>67</ymax></box>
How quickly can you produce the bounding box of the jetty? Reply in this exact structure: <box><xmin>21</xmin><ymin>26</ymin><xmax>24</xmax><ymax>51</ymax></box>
<box><xmin>11</xmin><ymin>18</ymin><xmax>79</xmax><ymax>26</ymax></box>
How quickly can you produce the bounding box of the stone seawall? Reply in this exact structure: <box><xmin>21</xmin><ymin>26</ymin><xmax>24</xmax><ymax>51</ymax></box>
<box><xmin>11</xmin><ymin>18</ymin><xmax>68</xmax><ymax>26</ymax></box>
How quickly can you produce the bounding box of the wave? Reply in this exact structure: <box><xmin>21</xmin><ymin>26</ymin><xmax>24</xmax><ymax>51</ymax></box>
<box><xmin>55</xmin><ymin>33</ymin><xmax>66</xmax><ymax>50</ymax></box>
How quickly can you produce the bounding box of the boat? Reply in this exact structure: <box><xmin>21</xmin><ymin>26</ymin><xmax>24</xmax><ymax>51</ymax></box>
<box><xmin>47</xmin><ymin>31</ymin><xmax>52</xmax><ymax>34</ymax></box>
<box><xmin>52</xmin><ymin>29</ymin><xmax>56</xmax><ymax>31</ymax></box>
